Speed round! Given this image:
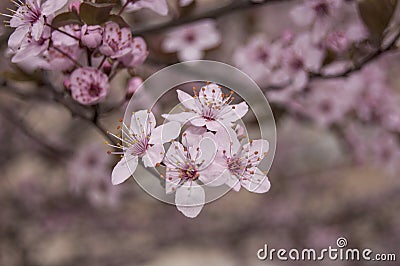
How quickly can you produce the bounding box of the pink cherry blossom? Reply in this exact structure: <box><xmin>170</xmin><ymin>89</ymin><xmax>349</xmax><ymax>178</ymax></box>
<box><xmin>290</xmin><ymin>0</ymin><xmax>342</xmax><ymax>41</ymax></box>
<box><xmin>111</xmin><ymin>110</ymin><xmax>181</xmax><ymax>185</ymax></box>
<box><xmin>121</xmin><ymin>0</ymin><xmax>168</xmax><ymax>16</ymax></box>
<box><xmin>5</xmin><ymin>0</ymin><xmax>68</xmax><ymax>49</ymax></box>
<box><xmin>100</xmin><ymin>22</ymin><xmax>148</xmax><ymax>67</ymax></box>
<box><xmin>69</xmin><ymin>67</ymin><xmax>110</xmax><ymax>105</ymax></box>
<box><xmin>213</xmin><ymin>130</ymin><xmax>271</xmax><ymax>193</ymax></box>
<box><xmin>11</xmin><ymin>30</ymin><xmax>50</xmax><ymax>63</ymax></box>
<box><xmin>273</xmin><ymin>33</ymin><xmax>324</xmax><ymax>90</ymax></box>
<box><xmin>81</xmin><ymin>24</ymin><xmax>103</xmax><ymax>49</ymax></box>
<box><xmin>163</xmin><ymin>128</ymin><xmax>223</xmax><ymax>218</ymax></box>
<box><xmin>293</xmin><ymin>79</ymin><xmax>357</xmax><ymax>127</ymax></box>
<box><xmin>162</xmin><ymin>83</ymin><xmax>248</xmax><ymax>131</ymax></box>
<box><xmin>233</xmin><ymin>34</ymin><xmax>281</xmax><ymax>86</ymax></box>
<box><xmin>162</xmin><ymin>19</ymin><xmax>221</xmax><ymax>61</ymax></box>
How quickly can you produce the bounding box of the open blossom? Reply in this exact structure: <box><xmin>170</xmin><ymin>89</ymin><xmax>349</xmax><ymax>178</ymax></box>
<box><xmin>100</xmin><ymin>22</ymin><xmax>148</xmax><ymax>67</ymax></box>
<box><xmin>69</xmin><ymin>67</ymin><xmax>109</xmax><ymax>105</ymax></box>
<box><xmin>164</xmin><ymin>128</ymin><xmax>223</xmax><ymax>218</ymax></box>
<box><xmin>121</xmin><ymin>0</ymin><xmax>168</xmax><ymax>16</ymax></box>
<box><xmin>11</xmin><ymin>29</ymin><xmax>50</xmax><ymax>63</ymax></box>
<box><xmin>213</xmin><ymin>130</ymin><xmax>271</xmax><ymax>193</ymax></box>
<box><xmin>233</xmin><ymin>35</ymin><xmax>281</xmax><ymax>86</ymax></box>
<box><xmin>81</xmin><ymin>25</ymin><xmax>103</xmax><ymax>49</ymax></box>
<box><xmin>5</xmin><ymin>0</ymin><xmax>68</xmax><ymax>49</ymax></box>
<box><xmin>111</xmin><ymin>110</ymin><xmax>181</xmax><ymax>185</ymax></box>
<box><xmin>162</xmin><ymin>83</ymin><xmax>248</xmax><ymax>131</ymax></box>
<box><xmin>162</xmin><ymin>19</ymin><xmax>221</xmax><ymax>61</ymax></box>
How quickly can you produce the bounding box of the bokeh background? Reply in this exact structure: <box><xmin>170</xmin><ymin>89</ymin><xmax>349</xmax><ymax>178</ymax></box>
<box><xmin>1</xmin><ymin>0</ymin><xmax>400</xmax><ymax>265</ymax></box>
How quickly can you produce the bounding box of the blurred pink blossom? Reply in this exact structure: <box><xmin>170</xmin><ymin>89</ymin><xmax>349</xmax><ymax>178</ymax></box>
<box><xmin>69</xmin><ymin>67</ymin><xmax>110</xmax><ymax>105</ymax></box>
<box><xmin>68</xmin><ymin>0</ymin><xmax>82</xmax><ymax>13</ymax></box>
<box><xmin>121</xmin><ymin>0</ymin><xmax>168</xmax><ymax>16</ymax></box>
<box><xmin>68</xmin><ymin>142</ymin><xmax>121</xmax><ymax>208</ymax></box>
<box><xmin>162</xmin><ymin>19</ymin><xmax>221</xmax><ymax>61</ymax></box>
<box><xmin>127</xmin><ymin>77</ymin><xmax>143</xmax><ymax>95</ymax></box>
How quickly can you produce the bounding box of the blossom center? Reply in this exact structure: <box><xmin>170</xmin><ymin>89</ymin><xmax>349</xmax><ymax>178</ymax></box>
<box><xmin>313</xmin><ymin>3</ymin><xmax>329</xmax><ymax>17</ymax></box>
<box><xmin>88</xmin><ymin>84</ymin><xmax>102</xmax><ymax>97</ymax></box>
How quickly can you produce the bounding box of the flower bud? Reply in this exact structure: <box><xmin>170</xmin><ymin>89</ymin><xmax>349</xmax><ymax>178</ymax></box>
<box><xmin>127</xmin><ymin>77</ymin><xmax>143</xmax><ymax>97</ymax></box>
<box><xmin>81</xmin><ymin>24</ymin><xmax>103</xmax><ymax>49</ymax></box>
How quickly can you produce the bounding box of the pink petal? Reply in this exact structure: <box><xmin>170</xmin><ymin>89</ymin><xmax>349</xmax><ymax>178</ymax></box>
<box><xmin>130</xmin><ymin>110</ymin><xmax>156</xmax><ymax>136</ymax></box>
<box><xmin>199</xmin><ymin>162</ymin><xmax>226</xmax><ymax>187</ymax></box>
<box><xmin>196</xmin><ymin>137</ymin><xmax>217</xmax><ymax>170</ymax></box>
<box><xmin>242</xmin><ymin>139</ymin><xmax>269</xmax><ymax>160</ymax></box>
<box><xmin>214</xmin><ymin>127</ymin><xmax>241</xmax><ymax>155</ymax></box>
<box><xmin>8</xmin><ymin>26</ymin><xmax>29</xmax><ymax>50</ymax></box>
<box><xmin>177</xmin><ymin>90</ymin><xmax>199</xmax><ymax>111</ymax></box>
<box><xmin>178</xmin><ymin>47</ymin><xmax>204</xmax><ymax>61</ymax></box>
<box><xmin>190</xmin><ymin>117</ymin><xmax>207</xmax><ymax>127</ymax></box>
<box><xmin>241</xmin><ymin>168</ymin><xmax>271</xmax><ymax>193</ymax></box>
<box><xmin>223</xmin><ymin>170</ymin><xmax>241</xmax><ymax>192</ymax></box>
<box><xmin>142</xmin><ymin>144</ymin><xmax>164</xmax><ymax>167</ymax></box>
<box><xmin>42</xmin><ymin>0</ymin><xmax>68</xmax><ymax>14</ymax></box>
<box><xmin>182</xmin><ymin>126</ymin><xmax>207</xmax><ymax>147</ymax></box>
<box><xmin>149</xmin><ymin>121</ymin><xmax>181</xmax><ymax>144</ymax></box>
<box><xmin>220</xmin><ymin>101</ymin><xmax>249</xmax><ymax>123</ymax></box>
<box><xmin>111</xmin><ymin>154</ymin><xmax>138</xmax><ymax>185</ymax></box>
<box><xmin>175</xmin><ymin>182</ymin><xmax>205</xmax><ymax>218</ymax></box>
<box><xmin>162</xmin><ymin>112</ymin><xmax>198</xmax><ymax>125</ymax></box>
<box><xmin>290</xmin><ymin>5</ymin><xmax>314</xmax><ymax>26</ymax></box>
<box><xmin>31</xmin><ymin>19</ymin><xmax>44</xmax><ymax>41</ymax></box>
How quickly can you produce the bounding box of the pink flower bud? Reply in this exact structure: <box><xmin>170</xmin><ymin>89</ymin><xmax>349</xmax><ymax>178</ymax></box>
<box><xmin>326</xmin><ymin>31</ymin><xmax>349</xmax><ymax>54</ymax></box>
<box><xmin>127</xmin><ymin>77</ymin><xmax>143</xmax><ymax>96</ymax></box>
<box><xmin>69</xmin><ymin>0</ymin><xmax>82</xmax><ymax>13</ymax></box>
<box><xmin>81</xmin><ymin>24</ymin><xmax>103</xmax><ymax>49</ymax></box>
<box><xmin>102</xmin><ymin>60</ymin><xmax>113</xmax><ymax>75</ymax></box>
<box><xmin>64</xmin><ymin>78</ymin><xmax>71</xmax><ymax>90</ymax></box>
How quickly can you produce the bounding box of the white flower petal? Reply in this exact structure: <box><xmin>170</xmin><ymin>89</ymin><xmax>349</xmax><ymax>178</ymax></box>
<box><xmin>199</xmin><ymin>162</ymin><xmax>226</xmax><ymax>187</ymax></box>
<box><xmin>177</xmin><ymin>90</ymin><xmax>200</xmax><ymax>112</ymax></box>
<box><xmin>149</xmin><ymin>121</ymin><xmax>181</xmax><ymax>144</ymax></box>
<box><xmin>178</xmin><ymin>47</ymin><xmax>204</xmax><ymax>61</ymax></box>
<box><xmin>196</xmin><ymin>137</ymin><xmax>217</xmax><ymax>170</ymax></box>
<box><xmin>111</xmin><ymin>154</ymin><xmax>138</xmax><ymax>185</ymax></box>
<box><xmin>8</xmin><ymin>26</ymin><xmax>29</xmax><ymax>50</ymax></box>
<box><xmin>182</xmin><ymin>126</ymin><xmax>207</xmax><ymax>147</ymax></box>
<box><xmin>220</xmin><ymin>101</ymin><xmax>249</xmax><ymax>123</ymax></box>
<box><xmin>241</xmin><ymin>139</ymin><xmax>269</xmax><ymax>161</ymax></box>
<box><xmin>241</xmin><ymin>168</ymin><xmax>271</xmax><ymax>193</ymax></box>
<box><xmin>142</xmin><ymin>144</ymin><xmax>164</xmax><ymax>167</ymax></box>
<box><xmin>162</xmin><ymin>112</ymin><xmax>198</xmax><ymax>124</ymax></box>
<box><xmin>175</xmin><ymin>182</ymin><xmax>205</xmax><ymax>218</ymax></box>
<box><xmin>214</xmin><ymin>126</ymin><xmax>241</xmax><ymax>156</ymax></box>
<box><xmin>130</xmin><ymin>110</ymin><xmax>156</xmax><ymax>136</ymax></box>
<box><xmin>42</xmin><ymin>0</ymin><xmax>68</xmax><ymax>14</ymax></box>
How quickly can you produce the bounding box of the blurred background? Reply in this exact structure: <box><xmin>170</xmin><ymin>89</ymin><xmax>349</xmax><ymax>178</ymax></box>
<box><xmin>1</xmin><ymin>0</ymin><xmax>400</xmax><ymax>265</ymax></box>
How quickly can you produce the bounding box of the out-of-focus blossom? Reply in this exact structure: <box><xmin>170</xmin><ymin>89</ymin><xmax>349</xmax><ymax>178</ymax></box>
<box><xmin>69</xmin><ymin>67</ymin><xmax>110</xmax><ymax>105</ymax></box>
<box><xmin>162</xmin><ymin>19</ymin><xmax>221</xmax><ymax>61</ymax></box>
<box><xmin>233</xmin><ymin>35</ymin><xmax>280</xmax><ymax>86</ymax></box>
<box><xmin>179</xmin><ymin>0</ymin><xmax>194</xmax><ymax>7</ymax></box>
<box><xmin>81</xmin><ymin>25</ymin><xmax>103</xmax><ymax>49</ymax></box>
<box><xmin>213</xmin><ymin>130</ymin><xmax>271</xmax><ymax>193</ymax></box>
<box><xmin>5</xmin><ymin>0</ymin><xmax>68</xmax><ymax>49</ymax></box>
<box><xmin>52</xmin><ymin>24</ymin><xmax>81</xmax><ymax>47</ymax></box>
<box><xmin>68</xmin><ymin>142</ymin><xmax>121</xmax><ymax>208</ymax></box>
<box><xmin>44</xmin><ymin>44</ymin><xmax>82</xmax><ymax>71</ymax></box>
<box><xmin>273</xmin><ymin>33</ymin><xmax>324</xmax><ymax>90</ymax></box>
<box><xmin>110</xmin><ymin>110</ymin><xmax>181</xmax><ymax>185</ymax></box>
<box><xmin>121</xmin><ymin>0</ymin><xmax>168</xmax><ymax>16</ymax></box>
<box><xmin>293</xmin><ymin>79</ymin><xmax>356</xmax><ymax>127</ymax></box>
<box><xmin>164</xmin><ymin>128</ymin><xmax>222</xmax><ymax>218</ymax></box>
<box><xmin>325</xmin><ymin>31</ymin><xmax>349</xmax><ymax>53</ymax></box>
<box><xmin>127</xmin><ymin>77</ymin><xmax>143</xmax><ymax>96</ymax></box>
<box><xmin>162</xmin><ymin>83</ymin><xmax>248</xmax><ymax>131</ymax></box>
<box><xmin>100</xmin><ymin>22</ymin><xmax>148</xmax><ymax>67</ymax></box>
<box><xmin>290</xmin><ymin>0</ymin><xmax>342</xmax><ymax>41</ymax></box>
<box><xmin>69</xmin><ymin>0</ymin><xmax>82</xmax><ymax>13</ymax></box>
<box><xmin>345</xmin><ymin>124</ymin><xmax>400</xmax><ymax>175</ymax></box>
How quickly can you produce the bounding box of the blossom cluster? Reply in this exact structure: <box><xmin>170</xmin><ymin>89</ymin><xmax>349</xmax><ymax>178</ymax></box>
<box><xmin>4</xmin><ymin>0</ymin><xmax>150</xmax><ymax>105</ymax></box>
<box><xmin>109</xmin><ymin>83</ymin><xmax>271</xmax><ymax>218</ymax></box>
